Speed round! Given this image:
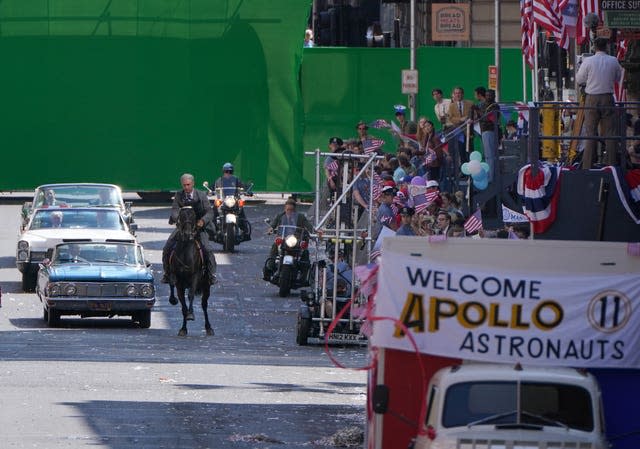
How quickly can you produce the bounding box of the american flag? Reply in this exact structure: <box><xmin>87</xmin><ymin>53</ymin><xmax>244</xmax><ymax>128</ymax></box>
<box><xmin>577</xmin><ymin>0</ymin><xmax>600</xmax><ymax>45</ymax></box>
<box><xmin>412</xmin><ymin>190</ymin><xmax>439</xmax><ymax>214</ymax></box>
<box><xmin>372</xmin><ymin>172</ymin><xmax>383</xmax><ymax>201</ymax></box>
<box><xmin>533</xmin><ymin>0</ymin><xmax>569</xmax><ymax>49</ymax></box>
<box><xmin>615</xmin><ymin>39</ymin><xmax>627</xmax><ymax>102</ymax></box>
<box><xmin>521</xmin><ymin>0</ymin><xmax>535</xmax><ymax>68</ymax></box>
<box><xmin>464</xmin><ymin>208</ymin><xmax>483</xmax><ymax>234</ymax></box>
<box><xmin>369</xmin><ymin>119</ymin><xmax>391</xmax><ymax>129</ymax></box>
<box><xmin>324</xmin><ymin>158</ymin><xmax>338</xmax><ymax>175</ymax></box>
<box><xmin>364</xmin><ymin>138</ymin><xmax>385</xmax><ymax>154</ymax></box>
<box><xmin>424</xmin><ymin>149</ymin><xmax>437</xmax><ymax>166</ymax></box>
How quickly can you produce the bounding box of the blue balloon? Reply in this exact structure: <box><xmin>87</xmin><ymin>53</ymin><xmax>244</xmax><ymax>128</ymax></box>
<box><xmin>474</xmin><ymin>177</ymin><xmax>489</xmax><ymax>190</ymax></box>
<box><xmin>472</xmin><ymin>169</ymin><xmax>487</xmax><ymax>182</ymax></box>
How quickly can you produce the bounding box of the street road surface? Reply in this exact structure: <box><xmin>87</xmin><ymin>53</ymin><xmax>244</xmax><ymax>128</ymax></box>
<box><xmin>0</xmin><ymin>197</ymin><xmax>368</xmax><ymax>449</ymax></box>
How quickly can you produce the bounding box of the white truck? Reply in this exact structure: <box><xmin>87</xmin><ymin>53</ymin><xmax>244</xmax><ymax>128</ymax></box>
<box><xmin>416</xmin><ymin>363</ymin><xmax>608</xmax><ymax>449</ymax></box>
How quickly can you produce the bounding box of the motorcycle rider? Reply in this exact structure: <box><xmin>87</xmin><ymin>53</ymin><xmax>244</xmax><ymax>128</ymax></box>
<box><xmin>213</xmin><ymin>162</ymin><xmax>251</xmax><ymax>241</ymax></box>
<box><xmin>263</xmin><ymin>197</ymin><xmax>314</xmax><ymax>281</ymax></box>
<box><xmin>161</xmin><ymin>173</ymin><xmax>217</xmax><ymax>284</ymax></box>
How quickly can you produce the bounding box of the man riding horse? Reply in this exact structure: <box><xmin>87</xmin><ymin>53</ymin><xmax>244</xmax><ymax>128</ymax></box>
<box><xmin>161</xmin><ymin>173</ymin><xmax>217</xmax><ymax>284</ymax></box>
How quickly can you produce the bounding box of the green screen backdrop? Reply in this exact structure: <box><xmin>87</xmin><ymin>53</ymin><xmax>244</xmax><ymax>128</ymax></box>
<box><xmin>0</xmin><ymin>1</ymin><xmax>529</xmax><ymax>193</ymax></box>
<box><xmin>300</xmin><ymin>46</ymin><xmax>530</xmax><ymax>191</ymax></box>
<box><xmin>0</xmin><ymin>0</ymin><xmax>310</xmax><ymax>192</ymax></box>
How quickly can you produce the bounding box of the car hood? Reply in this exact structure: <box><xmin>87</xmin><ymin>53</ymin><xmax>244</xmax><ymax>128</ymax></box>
<box><xmin>21</xmin><ymin>228</ymin><xmax>134</xmax><ymax>247</ymax></box>
<box><xmin>47</xmin><ymin>265</ymin><xmax>153</xmax><ymax>282</ymax></box>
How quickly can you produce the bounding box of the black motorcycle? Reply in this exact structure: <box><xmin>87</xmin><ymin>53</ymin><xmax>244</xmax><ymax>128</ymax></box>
<box><xmin>203</xmin><ymin>181</ymin><xmax>252</xmax><ymax>252</ymax></box>
<box><xmin>263</xmin><ymin>222</ymin><xmax>311</xmax><ymax>297</ymax></box>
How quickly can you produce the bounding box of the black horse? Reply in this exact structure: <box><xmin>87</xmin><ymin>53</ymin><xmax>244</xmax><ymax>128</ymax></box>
<box><xmin>167</xmin><ymin>206</ymin><xmax>213</xmax><ymax>336</ymax></box>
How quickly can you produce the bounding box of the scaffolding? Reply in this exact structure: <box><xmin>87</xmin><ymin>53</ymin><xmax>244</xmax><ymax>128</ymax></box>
<box><xmin>298</xmin><ymin>149</ymin><xmax>383</xmax><ymax>344</ymax></box>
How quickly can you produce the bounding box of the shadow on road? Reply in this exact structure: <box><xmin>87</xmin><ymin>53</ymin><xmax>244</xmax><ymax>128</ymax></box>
<box><xmin>62</xmin><ymin>400</ymin><xmax>365</xmax><ymax>449</ymax></box>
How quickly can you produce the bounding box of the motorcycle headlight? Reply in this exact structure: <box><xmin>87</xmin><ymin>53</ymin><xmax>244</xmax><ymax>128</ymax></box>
<box><xmin>17</xmin><ymin>250</ymin><xmax>29</xmax><ymax>261</ymax></box>
<box><xmin>48</xmin><ymin>284</ymin><xmax>61</xmax><ymax>297</ymax></box>
<box><xmin>126</xmin><ymin>284</ymin><xmax>138</xmax><ymax>297</ymax></box>
<box><xmin>223</xmin><ymin>197</ymin><xmax>236</xmax><ymax>208</ymax></box>
<box><xmin>18</xmin><ymin>240</ymin><xmax>29</xmax><ymax>250</ymax></box>
<box><xmin>64</xmin><ymin>284</ymin><xmax>77</xmax><ymax>296</ymax></box>
<box><xmin>140</xmin><ymin>284</ymin><xmax>154</xmax><ymax>298</ymax></box>
<box><xmin>285</xmin><ymin>235</ymin><xmax>298</xmax><ymax>248</ymax></box>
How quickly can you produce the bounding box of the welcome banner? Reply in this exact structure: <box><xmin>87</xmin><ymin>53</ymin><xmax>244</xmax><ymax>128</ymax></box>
<box><xmin>371</xmin><ymin>239</ymin><xmax>640</xmax><ymax>368</ymax></box>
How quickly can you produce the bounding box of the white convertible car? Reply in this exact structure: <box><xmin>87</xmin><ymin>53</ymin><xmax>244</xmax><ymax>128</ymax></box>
<box><xmin>16</xmin><ymin>207</ymin><xmax>137</xmax><ymax>292</ymax></box>
<box><xmin>20</xmin><ymin>183</ymin><xmax>134</xmax><ymax>232</ymax></box>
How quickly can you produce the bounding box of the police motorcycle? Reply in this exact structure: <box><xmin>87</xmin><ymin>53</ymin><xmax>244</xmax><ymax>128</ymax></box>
<box><xmin>202</xmin><ymin>181</ymin><xmax>252</xmax><ymax>253</ymax></box>
<box><xmin>263</xmin><ymin>220</ymin><xmax>312</xmax><ymax>297</ymax></box>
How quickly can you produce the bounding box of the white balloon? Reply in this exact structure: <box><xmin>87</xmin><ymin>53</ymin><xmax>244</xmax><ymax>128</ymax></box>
<box><xmin>468</xmin><ymin>159</ymin><xmax>482</xmax><ymax>175</ymax></box>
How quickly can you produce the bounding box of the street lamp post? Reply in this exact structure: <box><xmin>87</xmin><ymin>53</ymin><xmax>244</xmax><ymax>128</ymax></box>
<box><xmin>409</xmin><ymin>0</ymin><xmax>416</xmax><ymax>121</ymax></box>
<box><xmin>494</xmin><ymin>0</ymin><xmax>500</xmax><ymax>101</ymax></box>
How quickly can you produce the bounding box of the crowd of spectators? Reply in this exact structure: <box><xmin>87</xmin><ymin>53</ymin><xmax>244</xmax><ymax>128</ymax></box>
<box><xmin>318</xmin><ymin>86</ymin><xmax>529</xmax><ymax>254</ymax></box>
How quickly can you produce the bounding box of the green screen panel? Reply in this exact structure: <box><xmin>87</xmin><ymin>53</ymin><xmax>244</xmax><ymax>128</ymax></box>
<box><xmin>0</xmin><ymin>0</ymin><xmax>311</xmax><ymax>192</ymax></box>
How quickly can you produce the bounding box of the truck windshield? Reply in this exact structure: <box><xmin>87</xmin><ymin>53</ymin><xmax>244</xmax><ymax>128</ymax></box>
<box><xmin>442</xmin><ymin>381</ymin><xmax>594</xmax><ymax>432</ymax></box>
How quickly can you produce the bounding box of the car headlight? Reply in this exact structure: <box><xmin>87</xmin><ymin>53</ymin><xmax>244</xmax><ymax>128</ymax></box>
<box><xmin>223</xmin><ymin>197</ymin><xmax>236</xmax><ymax>208</ymax></box>
<box><xmin>17</xmin><ymin>250</ymin><xmax>29</xmax><ymax>261</ymax></box>
<box><xmin>48</xmin><ymin>284</ymin><xmax>61</xmax><ymax>297</ymax></box>
<box><xmin>285</xmin><ymin>235</ymin><xmax>298</xmax><ymax>248</ymax></box>
<box><xmin>18</xmin><ymin>240</ymin><xmax>29</xmax><ymax>250</ymax></box>
<box><xmin>140</xmin><ymin>284</ymin><xmax>154</xmax><ymax>298</ymax></box>
<box><xmin>64</xmin><ymin>284</ymin><xmax>77</xmax><ymax>296</ymax></box>
<box><xmin>126</xmin><ymin>284</ymin><xmax>138</xmax><ymax>297</ymax></box>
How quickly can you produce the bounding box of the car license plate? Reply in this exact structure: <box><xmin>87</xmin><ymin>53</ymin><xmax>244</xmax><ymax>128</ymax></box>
<box><xmin>283</xmin><ymin>255</ymin><xmax>294</xmax><ymax>265</ymax></box>
<box><xmin>89</xmin><ymin>301</ymin><xmax>112</xmax><ymax>311</ymax></box>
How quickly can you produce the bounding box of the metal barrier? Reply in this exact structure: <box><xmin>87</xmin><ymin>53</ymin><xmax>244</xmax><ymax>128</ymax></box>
<box><xmin>526</xmin><ymin>100</ymin><xmax>639</xmax><ymax>176</ymax></box>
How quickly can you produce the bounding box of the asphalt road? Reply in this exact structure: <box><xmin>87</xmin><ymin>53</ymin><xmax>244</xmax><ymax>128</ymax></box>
<box><xmin>0</xmin><ymin>197</ymin><xmax>368</xmax><ymax>449</ymax></box>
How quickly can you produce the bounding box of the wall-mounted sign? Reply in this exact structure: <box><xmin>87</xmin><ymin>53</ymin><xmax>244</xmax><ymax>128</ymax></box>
<box><xmin>432</xmin><ymin>3</ymin><xmax>470</xmax><ymax>41</ymax></box>
<box><xmin>600</xmin><ymin>1</ymin><xmax>640</xmax><ymax>11</ymax></box>
<box><xmin>402</xmin><ymin>69</ymin><xmax>418</xmax><ymax>94</ymax></box>
<box><xmin>605</xmin><ymin>11</ymin><xmax>640</xmax><ymax>28</ymax></box>
<box><xmin>488</xmin><ymin>66</ymin><xmax>498</xmax><ymax>90</ymax></box>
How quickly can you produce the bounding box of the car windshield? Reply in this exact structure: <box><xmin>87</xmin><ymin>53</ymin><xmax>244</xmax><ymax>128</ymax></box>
<box><xmin>34</xmin><ymin>185</ymin><xmax>123</xmax><ymax>208</ymax></box>
<box><xmin>30</xmin><ymin>209</ymin><xmax>125</xmax><ymax>230</ymax></box>
<box><xmin>53</xmin><ymin>242</ymin><xmax>143</xmax><ymax>265</ymax></box>
<box><xmin>442</xmin><ymin>381</ymin><xmax>594</xmax><ymax>432</ymax></box>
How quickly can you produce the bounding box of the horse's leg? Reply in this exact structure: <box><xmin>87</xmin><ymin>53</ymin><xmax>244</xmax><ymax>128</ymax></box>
<box><xmin>202</xmin><ymin>280</ymin><xmax>213</xmax><ymax>336</ymax></box>
<box><xmin>168</xmin><ymin>283</ymin><xmax>178</xmax><ymax>305</ymax></box>
<box><xmin>186</xmin><ymin>284</ymin><xmax>196</xmax><ymax>321</ymax></box>
<box><xmin>177</xmin><ymin>287</ymin><xmax>189</xmax><ymax>336</ymax></box>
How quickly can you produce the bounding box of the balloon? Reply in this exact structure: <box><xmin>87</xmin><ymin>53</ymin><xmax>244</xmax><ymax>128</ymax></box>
<box><xmin>461</xmin><ymin>162</ymin><xmax>471</xmax><ymax>175</ymax></box>
<box><xmin>411</xmin><ymin>176</ymin><xmax>426</xmax><ymax>186</ymax></box>
<box><xmin>470</xmin><ymin>151</ymin><xmax>483</xmax><ymax>162</ymax></box>
<box><xmin>468</xmin><ymin>159</ymin><xmax>482</xmax><ymax>175</ymax></box>
<box><xmin>480</xmin><ymin>162</ymin><xmax>490</xmax><ymax>173</ymax></box>
<box><xmin>472</xmin><ymin>169</ymin><xmax>487</xmax><ymax>182</ymax></box>
<box><xmin>474</xmin><ymin>176</ymin><xmax>489</xmax><ymax>190</ymax></box>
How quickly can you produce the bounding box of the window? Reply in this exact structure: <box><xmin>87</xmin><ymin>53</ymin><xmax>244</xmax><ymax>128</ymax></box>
<box><xmin>442</xmin><ymin>381</ymin><xmax>593</xmax><ymax>431</ymax></box>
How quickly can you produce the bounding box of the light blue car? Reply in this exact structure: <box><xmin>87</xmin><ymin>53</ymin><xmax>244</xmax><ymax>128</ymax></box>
<box><xmin>36</xmin><ymin>242</ymin><xmax>155</xmax><ymax>328</ymax></box>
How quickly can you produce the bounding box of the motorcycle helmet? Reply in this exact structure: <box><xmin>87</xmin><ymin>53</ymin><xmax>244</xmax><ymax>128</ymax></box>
<box><xmin>222</xmin><ymin>162</ymin><xmax>234</xmax><ymax>174</ymax></box>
